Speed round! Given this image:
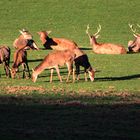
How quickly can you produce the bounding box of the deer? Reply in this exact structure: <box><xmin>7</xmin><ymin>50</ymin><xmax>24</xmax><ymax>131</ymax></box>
<box><xmin>0</xmin><ymin>46</ymin><xmax>11</xmax><ymax>77</ymax></box>
<box><xmin>128</xmin><ymin>24</ymin><xmax>140</xmax><ymax>52</ymax></box>
<box><xmin>32</xmin><ymin>50</ymin><xmax>76</xmax><ymax>83</ymax></box>
<box><xmin>10</xmin><ymin>48</ymin><xmax>30</xmax><ymax>79</ymax></box>
<box><xmin>86</xmin><ymin>24</ymin><xmax>127</xmax><ymax>54</ymax></box>
<box><xmin>37</xmin><ymin>30</ymin><xmax>95</xmax><ymax>82</ymax></box>
<box><xmin>37</xmin><ymin>31</ymin><xmax>79</xmax><ymax>51</ymax></box>
<box><xmin>13</xmin><ymin>29</ymin><xmax>39</xmax><ymax>50</ymax></box>
<box><xmin>74</xmin><ymin>50</ymin><xmax>95</xmax><ymax>82</ymax></box>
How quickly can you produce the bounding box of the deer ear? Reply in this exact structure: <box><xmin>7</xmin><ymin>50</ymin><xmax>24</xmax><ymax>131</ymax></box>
<box><xmin>37</xmin><ymin>32</ymin><xmax>41</xmax><ymax>35</ymax></box>
<box><xmin>133</xmin><ymin>33</ymin><xmax>137</xmax><ymax>38</ymax></box>
<box><xmin>19</xmin><ymin>30</ymin><xmax>23</xmax><ymax>34</ymax></box>
<box><xmin>46</xmin><ymin>31</ymin><xmax>52</xmax><ymax>35</ymax></box>
<box><xmin>8</xmin><ymin>67</ymin><xmax>11</xmax><ymax>71</ymax></box>
<box><xmin>95</xmin><ymin>34</ymin><xmax>100</xmax><ymax>39</ymax></box>
<box><xmin>22</xmin><ymin>28</ymin><xmax>27</xmax><ymax>32</ymax></box>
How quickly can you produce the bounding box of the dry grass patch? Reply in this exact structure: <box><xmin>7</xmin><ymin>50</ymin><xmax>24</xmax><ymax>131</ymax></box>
<box><xmin>5</xmin><ymin>86</ymin><xmax>46</xmax><ymax>94</ymax></box>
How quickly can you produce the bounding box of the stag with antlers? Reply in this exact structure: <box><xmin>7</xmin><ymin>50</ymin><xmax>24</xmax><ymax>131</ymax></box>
<box><xmin>86</xmin><ymin>24</ymin><xmax>127</xmax><ymax>54</ymax></box>
<box><xmin>128</xmin><ymin>24</ymin><xmax>140</xmax><ymax>52</ymax></box>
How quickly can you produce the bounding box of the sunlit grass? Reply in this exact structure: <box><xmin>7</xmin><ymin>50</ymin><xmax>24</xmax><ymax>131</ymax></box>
<box><xmin>0</xmin><ymin>0</ymin><xmax>140</xmax><ymax>95</ymax></box>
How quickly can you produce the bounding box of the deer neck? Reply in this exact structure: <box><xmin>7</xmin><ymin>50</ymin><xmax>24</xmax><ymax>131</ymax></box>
<box><xmin>34</xmin><ymin>59</ymin><xmax>49</xmax><ymax>76</ymax></box>
<box><xmin>91</xmin><ymin>37</ymin><xmax>99</xmax><ymax>49</ymax></box>
<box><xmin>40</xmin><ymin>36</ymin><xmax>48</xmax><ymax>45</ymax></box>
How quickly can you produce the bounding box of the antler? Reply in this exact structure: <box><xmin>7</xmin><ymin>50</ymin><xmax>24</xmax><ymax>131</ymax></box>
<box><xmin>19</xmin><ymin>29</ymin><xmax>28</xmax><ymax>34</ymax></box>
<box><xmin>128</xmin><ymin>24</ymin><xmax>136</xmax><ymax>33</ymax></box>
<box><xmin>128</xmin><ymin>24</ymin><xmax>138</xmax><ymax>37</ymax></box>
<box><xmin>137</xmin><ymin>24</ymin><xmax>140</xmax><ymax>28</ymax></box>
<box><xmin>86</xmin><ymin>24</ymin><xmax>101</xmax><ymax>39</ymax></box>
<box><xmin>94</xmin><ymin>24</ymin><xmax>101</xmax><ymax>36</ymax></box>
<box><xmin>86</xmin><ymin>24</ymin><xmax>90</xmax><ymax>38</ymax></box>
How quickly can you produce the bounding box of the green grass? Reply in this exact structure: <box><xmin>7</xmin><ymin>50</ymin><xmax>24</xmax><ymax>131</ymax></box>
<box><xmin>0</xmin><ymin>0</ymin><xmax>140</xmax><ymax>139</ymax></box>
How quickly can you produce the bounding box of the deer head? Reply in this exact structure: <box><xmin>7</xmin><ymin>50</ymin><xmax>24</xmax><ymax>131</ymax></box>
<box><xmin>37</xmin><ymin>31</ymin><xmax>52</xmax><ymax>45</ymax></box>
<box><xmin>86</xmin><ymin>24</ymin><xmax>101</xmax><ymax>45</ymax></box>
<box><xmin>128</xmin><ymin>24</ymin><xmax>140</xmax><ymax>52</ymax></box>
<box><xmin>32</xmin><ymin>68</ymin><xmax>38</xmax><ymax>83</ymax></box>
<box><xmin>19</xmin><ymin>29</ymin><xmax>39</xmax><ymax>50</ymax></box>
<box><xmin>19</xmin><ymin>29</ymin><xmax>33</xmax><ymax>40</ymax></box>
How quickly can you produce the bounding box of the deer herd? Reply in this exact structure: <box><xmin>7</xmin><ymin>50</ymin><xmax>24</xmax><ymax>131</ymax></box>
<box><xmin>0</xmin><ymin>24</ymin><xmax>140</xmax><ymax>83</ymax></box>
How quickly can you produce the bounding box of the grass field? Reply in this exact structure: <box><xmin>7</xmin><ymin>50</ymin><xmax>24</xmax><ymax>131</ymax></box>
<box><xmin>0</xmin><ymin>0</ymin><xmax>140</xmax><ymax>139</ymax></box>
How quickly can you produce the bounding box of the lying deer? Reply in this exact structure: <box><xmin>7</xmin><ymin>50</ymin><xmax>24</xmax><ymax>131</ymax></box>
<box><xmin>37</xmin><ymin>31</ymin><xmax>78</xmax><ymax>51</ymax></box>
<box><xmin>38</xmin><ymin>31</ymin><xmax>95</xmax><ymax>81</ymax></box>
<box><xmin>13</xmin><ymin>29</ymin><xmax>39</xmax><ymax>50</ymax></box>
<box><xmin>11</xmin><ymin>49</ymin><xmax>30</xmax><ymax>79</ymax></box>
<box><xmin>0</xmin><ymin>46</ymin><xmax>11</xmax><ymax>77</ymax></box>
<box><xmin>32</xmin><ymin>50</ymin><xmax>75</xmax><ymax>83</ymax></box>
<box><xmin>128</xmin><ymin>24</ymin><xmax>140</xmax><ymax>52</ymax></box>
<box><xmin>86</xmin><ymin>24</ymin><xmax>127</xmax><ymax>54</ymax></box>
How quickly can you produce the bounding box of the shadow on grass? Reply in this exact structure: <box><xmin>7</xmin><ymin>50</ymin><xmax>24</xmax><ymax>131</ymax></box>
<box><xmin>0</xmin><ymin>96</ymin><xmax>139</xmax><ymax>140</ymax></box>
<box><xmin>96</xmin><ymin>74</ymin><xmax>140</xmax><ymax>82</ymax></box>
<box><xmin>28</xmin><ymin>59</ymin><xmax>43</xmax><ymax>63</ymax></box>
<box><xmin>80</xmin><ymin>47</ymin><xmax>92</xmax><ymax>50</ymax></box>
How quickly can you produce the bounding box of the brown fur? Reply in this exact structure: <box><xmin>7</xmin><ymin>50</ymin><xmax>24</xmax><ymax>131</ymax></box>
<box><xmin>32</xmin><ymin>50</ymin><xmax>75</xmax><ymax>83</ymax></box>
<box><xmin>128</xmin><ymin>24</ymin><xmax>140</xmax><ymax>52</ymax></box>
<box><xmin>90</xmin><ymin>36</ymin><xmax>127</xmax><ymax>54</ymax></box>
<box><xmin>13</xmin><ymin>30</ymin><xmax>39</xmax><ymax>50</ymax></box>
<box><xmin>128</xmin><ymin>36</ymin><xmax>140</xmax><ymax>52</ymax></box>
<box><xmin>86</xmin><ymin>25</ymin><xmax>127</xmax><ymax>54</ymax></box>
<box><xmin>11</xmin><ymin>49</ymin><xmax>30</xmax><ymax>79</ymax></box>
<box><xmin>38</xmin><ymin>31</ymin><xmax>79</xmax><ymax>51</ymax></box>
<box><xmin>0</xmin><ymin>46</ymin><xmax>10</xmax><ymax>77</ymax></box>
<box><xmin>38</xmin><ymin>31</ymin><xmax>95</xmax><ymax>81</ymax></box>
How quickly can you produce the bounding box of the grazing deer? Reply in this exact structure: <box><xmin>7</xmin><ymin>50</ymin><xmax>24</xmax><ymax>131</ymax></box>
<box><xmin>86</xmin><ymin>24</ymin><xmax>127</xmax><ymax>54</ymax></box>
<box><xmin>0</xmin><ymin>46</ymin><xmax>11</xmax><ymax>77</ymax></box>
<box><xmin>74</xmin><ymin>52</ymin><xmax>95</xmax><ymax>82</ymax></box>
<box><xmin>32</xmin><ymin>50</ymin><xmax>75</xmax><ymax>83</ymax></box>
<box><xmin>11</xmin><ymin>49</ymin><xmax>30</xmax><ymax>79</ymax></box>
<box><xmin>128</xmin><ymin>24</ymin><xmax>140</xmax><ymax>52</ymax></box>
<box><xmin>13</xmin><ymin>29</ymin><xmax>39</xmax><ymax>50</ymax></box>
<box><xmin>38</xmin><ymin>30</ymin><xmax>95</xmax><ymax>81</ymax></box>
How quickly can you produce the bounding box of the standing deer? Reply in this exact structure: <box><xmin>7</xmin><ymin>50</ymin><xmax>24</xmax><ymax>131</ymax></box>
<box><xmin>86</xmin><ymin>24</ymin><xmax>127</xmax><ymax>54</ymax></box>
<box><xmin>32</xmin><ymin>50</ymin><xmax>75</xmax><ymax>83</ymax></box>
<box><xmin>0</xmin><ymin>46</ymin><xmax>11</xmax><ymax>77</ymax></box>
<box><xmin>13</xmin><ymin>29</ymin><xmax>39</xmax><ymax>50</ymax></box>
<box><xmin>11</xmin><ymin>49</ymin><xmax>30</xmax><ymax>79</ymax></box>
<box><xmin>38</xmin><ymin>31</ymin><xmax>95</xmax><ymax>81</ymax></box>
<box><xmin>128</xmin><ymin>24</ymin><xmax>140</xmax><ymax>52</ymax></box>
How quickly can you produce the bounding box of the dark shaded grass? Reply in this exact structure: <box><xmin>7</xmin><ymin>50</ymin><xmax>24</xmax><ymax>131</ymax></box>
<box><xmin>0</xmin><ymin>101</ymin><xmax>139</xmax><ymax>140</ymax></box>
<box><xmin>0</xmin><ymin>0</ymin><xmax>140</xmax><ymax>139</ymax></box>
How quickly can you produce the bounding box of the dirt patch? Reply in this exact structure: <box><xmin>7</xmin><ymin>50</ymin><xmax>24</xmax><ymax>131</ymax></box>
<box><xmin>5</xmin><ymin>86</ymin><xmax>46</xmax><ymax>94</ymax></box>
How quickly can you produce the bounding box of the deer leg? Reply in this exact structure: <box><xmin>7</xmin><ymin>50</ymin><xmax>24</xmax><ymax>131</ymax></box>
<box><xmin>25</xmin><ymin>62</ymin><xmax>31</xmax><ymax>78</ymax></box>
<box><xmin>55</xmin><ymin>66</ymin><xmax>62</xmax><ymax>82</ymax></box>
<box><xmin>75</xmin><ymin>65</ymin><xmax>80</xmax><ymax>81</ymax></box>
<box><xmin>84</xmin><ymin>68</ymin><xmax>89</xmax><ymax>81</ymax></box>
<box><xmin>22</xmin><ymin>64</ymin><xmax>26</xmax><ymax>78</ymax></box>
<box><xmin>66</xmin><ymin>62</ymin><xmax>75</xmax><ymax>82</ymax></box>
<box><xmin>72</xmin><ymin>68</ymin><xmax>75</xmax><ymax>82</ymax></box>
<box><xmin>50</xmin><ymin>68</ymin><xmax>54</xmax><ymax>83</ymax></box>
<box><xmin>84</xmin><ymin>72</ymin><xmax>88</xmax><ymax>81</ymax></box>
<box><xmin>6</xmin><ymin>60</ymin><xmax>11</xmax><ymax>78</ymax></box>
<box><xmin>3</xmin><ymin>61</ymin><xmax>9</xmax><ymax>78</ymax></box>
<box><xmin>66</xmin><ymin>62</ymin><xmax>72</xmax><ymax>82</ymax></box>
